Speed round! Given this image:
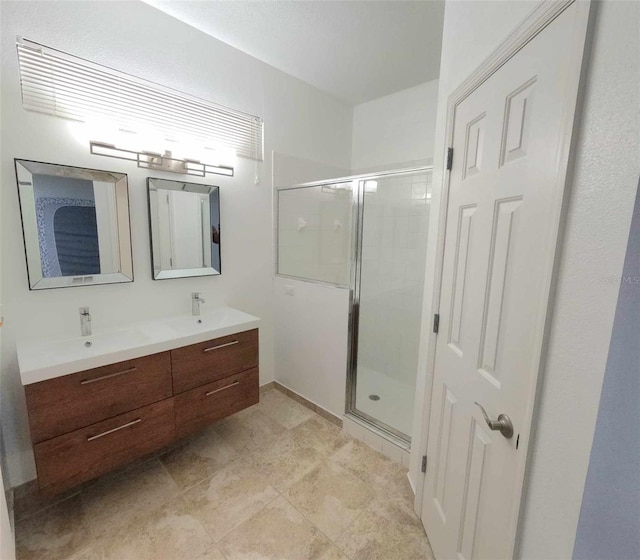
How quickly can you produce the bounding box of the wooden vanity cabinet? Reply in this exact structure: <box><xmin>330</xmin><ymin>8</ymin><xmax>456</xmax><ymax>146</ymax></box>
<box><xmin>25</xmin><ymin>329</ymin><xmax>259</xmax><ymax>495</ymax></box>
<box><xmin>171</xmin><ymin>329</ymin><xmax>258</xmax><ymax>393</ymax></box>
<box><xmin>174</xmin><ymin>368</ymin><xmax>259</xmax><ymax>439</ymax></box>
<box><xmin>25</xmin><ymin>352</ymin><xmax>172</xmax><ymax>443</ymax></box>
<box><xmin>34</xmin><ymin>399</ymin><xmax>175</xmax><ymax>496</ymax></box>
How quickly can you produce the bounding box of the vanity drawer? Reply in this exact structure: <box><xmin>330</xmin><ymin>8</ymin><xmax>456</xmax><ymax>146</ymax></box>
<box><xmin>174</xmin><ymin>367</ymin><xmax>259</xmax><ymax>439</ymax></box>
<box><xmin>171</xmin><ymin>329</ymin><xmax>258</xmax><ymax>394</ymax></box>
<box><xmin>25</xmin><ymin>352</ymin><xmax>172</xmax><ymax>443</ymax></box>
<box><xmin>34</xmin><ymin>398</ymin><xmax>175</xmax><ymax>495</ymax></box>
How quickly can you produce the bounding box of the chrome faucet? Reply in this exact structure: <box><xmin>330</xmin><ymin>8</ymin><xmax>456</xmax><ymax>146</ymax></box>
<box><xmin>79</xmin><ymin>307</ymin><xmax>92</xmax><ymax>336</ymax></box>
<box><xmin>192</xmin><ymin>292</ymin><xmax>206</xmax><ymax>316</ymax></box>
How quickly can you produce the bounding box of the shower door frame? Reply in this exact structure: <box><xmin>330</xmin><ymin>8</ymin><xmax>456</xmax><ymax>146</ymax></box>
<box><xmin>346</xmin><ymin>166</ymin><xmax>433</xmax><ymax>447</ymax></box>
<box><xmin>275</xmin><ymin>166</ymin><xmax>432</xmax><ymax>447</ymax></box>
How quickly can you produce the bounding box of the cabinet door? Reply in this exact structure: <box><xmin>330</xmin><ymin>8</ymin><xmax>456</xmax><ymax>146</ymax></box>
<box><xmin>171</xmin><ymin>329</ymin><xmax>258</xmax><ymax>393</ymax></box>
<box><xmin>174</xmin><ymin>368</ymin><xmax>259</xmax><ymax>439</ymax></box>
<box><xmin>34</xmin><ymin>399</ymin><xmax>175</xmax><ymax>495</ymax></box>
<box><xmin>26</xmin><ymin>352</ymin><xmax>172</xmax><ymax>443</ymax></box>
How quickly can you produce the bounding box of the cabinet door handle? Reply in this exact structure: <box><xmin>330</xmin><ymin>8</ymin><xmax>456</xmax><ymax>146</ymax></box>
<box><xmin>203</xmin><ymin>340</ymin><xmax>239</xmax><ymax>353</ymax></box>
<box><xmin>205</xmin><ymin>381</ymin><xmax>240</xmax><ymax>396</ymax></box>
<box><xmin>87</xmin><ymin>418</ymin><xmax>141</xmax><ymax>441</ymax></box>
<box><xmin>81</xmin><ymin>367</ymin><xmax>137</xmax><ymax>385</ymax></box>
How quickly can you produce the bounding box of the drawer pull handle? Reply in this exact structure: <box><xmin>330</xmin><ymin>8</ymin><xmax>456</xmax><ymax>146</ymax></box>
<box><xmin>203</xmin><ymin>340</ymin><xmax>239</xmax><ymax>353</ymax></box>
<box><xmin>87</xmin><ymin>418</ymin><xmax>141</xmax><ymax>441</ymax></box>
<box><xmin>205</xmin><ymin>381</ymin><xmax>240</xmax><ymax>396</ymax></box>
<box><xmin>81</xmin><ymin>367</ymin><xmax>137</xmax><ymax>385</ymax></box>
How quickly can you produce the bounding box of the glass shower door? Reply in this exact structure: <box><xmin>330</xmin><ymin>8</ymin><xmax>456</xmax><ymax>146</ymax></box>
<box><xmin>351</xmin><ymin>169</ymin><xmax>431</xmax><ymax>442</ymax></box>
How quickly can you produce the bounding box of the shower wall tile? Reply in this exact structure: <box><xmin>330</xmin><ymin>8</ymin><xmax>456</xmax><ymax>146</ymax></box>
<box><xmin>363</xmin><ymin>430</ymin><xmax>384</xmax><ymax>453</ymax></box>
<box><xmin>381</xmin><ymin>439</ymin><xmax>404</xmax><ymax>464</ymax></box>
<box><xmin>342</xmin><ymin>417</ymin><xmax>366</xmax><ymax>442</ymax></box>
<box><xmin>357</xmin><ymin>172</ymin><xmax>432</xmax><ymax>389</ymax></box>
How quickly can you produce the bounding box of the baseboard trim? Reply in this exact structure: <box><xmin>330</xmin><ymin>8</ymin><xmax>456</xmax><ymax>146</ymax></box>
<box><xmin>259</xmin><ymin>380</ymin><xmax>276</xmax><ymax>393</ymax></box>
<box><xmin>269</xmin><ymin>382</ymin><xmax>343</xmax><ymax>428</ymax></box>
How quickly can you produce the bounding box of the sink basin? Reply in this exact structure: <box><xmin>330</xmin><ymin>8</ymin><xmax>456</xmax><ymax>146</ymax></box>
<box><xmin>36</xmin><ymin>328</ymin><xmax>150</xmax><ymax>358</ymax></box>
<box><xmin>164</xmin><ymin>309</ymin><xmax>242</xmax><ymax>335</ymax></box>
<box><xmin>17</xmin><ymin>306</ymin><xmax>260</xmax><ymax>385</ymax></box>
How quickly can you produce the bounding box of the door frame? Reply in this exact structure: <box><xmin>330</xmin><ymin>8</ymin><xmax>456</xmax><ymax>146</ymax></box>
<box><xmin>413</xmin><ymin>0</ymin><xmax>591</xmax><ymax>549</ymax></box>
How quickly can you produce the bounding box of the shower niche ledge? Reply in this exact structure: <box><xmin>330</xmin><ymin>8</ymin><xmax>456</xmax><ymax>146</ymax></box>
<box><xmin>17</xmin><ymin>307</ymin><xmax>260</xmax><ymax>495</ymax></box>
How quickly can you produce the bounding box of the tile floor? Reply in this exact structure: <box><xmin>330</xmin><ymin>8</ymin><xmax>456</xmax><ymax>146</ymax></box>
<box><xmin>14</xmin><ymin>387</ymin><xmax>434</xmax><ymax>560</ymax></box>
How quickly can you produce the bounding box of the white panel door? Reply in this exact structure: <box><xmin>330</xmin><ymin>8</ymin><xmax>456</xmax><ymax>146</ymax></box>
<box><xmin>421</xmin><ymin>4</ymin><xmax>589</xmax><ymax>559</ymax></box>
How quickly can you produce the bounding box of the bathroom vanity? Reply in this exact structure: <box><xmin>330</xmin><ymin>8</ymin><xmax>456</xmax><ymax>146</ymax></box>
<box><xmin>16</xmin><ymin>307</ymin><xmax>260</xmax><ymax>495</ymax></box>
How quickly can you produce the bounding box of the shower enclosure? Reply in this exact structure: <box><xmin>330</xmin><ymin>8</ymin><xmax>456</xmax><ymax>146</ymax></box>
<box><xmin>277</xmin><ymin>167</ymin><xmax>432</xmax><ymax>445</ymax></box>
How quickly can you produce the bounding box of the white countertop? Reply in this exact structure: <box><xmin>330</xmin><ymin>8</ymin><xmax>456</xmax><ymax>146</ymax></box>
<box><xmin>17</xmin><ymin>306</ymin><xmax>260</xmax><ymax>385</ymax></box>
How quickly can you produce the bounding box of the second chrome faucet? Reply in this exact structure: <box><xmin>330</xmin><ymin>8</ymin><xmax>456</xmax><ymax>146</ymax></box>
<box><xmin>192</xmin><ymin>292</ymin><xmax>206</xmax><ymax>316</ymax></box>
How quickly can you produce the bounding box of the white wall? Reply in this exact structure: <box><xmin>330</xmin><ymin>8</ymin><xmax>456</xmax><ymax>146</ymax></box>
<box><xmin>274</xmin><ymin>277</ymin><xmax>350</xmax><ymax>418</ymax></box>
<box><xmin>0</xmin><ymin>0</ymin><xmax>352</xmax><ymax>488</ymax></box>
<box><xmin>0</xmin><ymin>91</ymin><xmax>16</xmax><ymax>560</ymax></box>
<box><xmin>517</xmin><ymin>2</ymin><xmax>639</xmax><ymax>557</ymax></box>
<box><xmin>272</xmin><ymin>152</ymin><xmax>351</xmax><ymax>418</ymax></box>
<box><xmin>0</xmin><ymin>468</ymin><xmax>14</xmax><ymax>560</ymax></box>
<box><xmin>573</xmin><ymin>183</ymin><xmax>639</xmax><ymax>560</ymax></box>
<box><xmin>351</xmin><ymin>79</ymin><xmax>439</xmax><ymax>173</ymax></box>
<box><xmin>410</xmin><ymin>2</ymin><xmax>640</xmax><ymax>560</ymax></box>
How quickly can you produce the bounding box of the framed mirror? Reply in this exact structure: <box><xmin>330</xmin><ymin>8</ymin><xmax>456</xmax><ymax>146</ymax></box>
<box><xmin>15</xmin><ymin>159</ymin><xmax>133</xmax><ymax>290</ymax></box>
<box><xmin>147</xmin><ymin>178</ymin><xmax>221</xmax><ymax>280</ymax></box>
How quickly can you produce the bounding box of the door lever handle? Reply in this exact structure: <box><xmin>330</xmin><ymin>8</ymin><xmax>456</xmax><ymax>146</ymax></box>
<box><xmin>474</xmin><ymin>402</ymin><xmax>514</xmax><ymax>439</ymax></box>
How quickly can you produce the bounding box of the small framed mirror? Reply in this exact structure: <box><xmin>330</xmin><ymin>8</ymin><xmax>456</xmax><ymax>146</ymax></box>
<box><xmin>15</xmin><ymin>159</ymin><xmax>133</xmax><ymax>290</ymax></box>
<box><xmin>147</xmin><ymin>178</ymin><xmax>221</xmax><ymax>280</ymax></box>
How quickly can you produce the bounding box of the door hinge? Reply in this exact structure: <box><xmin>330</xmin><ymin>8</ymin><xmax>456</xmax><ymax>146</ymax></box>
<box><xmin>446</xmin><ymin>147</ymin><xmax>454</xmax><ymax>171</ymax></box>
<box><xmin>421</xmin><ymin>455</ymin><xmax>428</xmax><ymax>473</ymax></box>
<box><xmin>433</xmin><ymin>313</ymin><xmax>440</xmax><ymax>334</ymax></box>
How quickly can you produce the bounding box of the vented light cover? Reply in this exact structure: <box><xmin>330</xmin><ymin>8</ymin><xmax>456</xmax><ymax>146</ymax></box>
<box><xmin>16</xmin><ymin>38</ymin><xmax>264</xmax><ymax>162</ymax></box>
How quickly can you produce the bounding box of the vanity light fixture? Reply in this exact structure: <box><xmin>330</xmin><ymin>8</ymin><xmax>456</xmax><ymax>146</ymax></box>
<box><xmin>89</xmin><ymin>142</ymin><xmax>234</xmax><ymax>178</ymax></box>
<box><xmin>17</xmin><ymin>38</ymin><xmax>263</xmax><ymax>179</ymax></box>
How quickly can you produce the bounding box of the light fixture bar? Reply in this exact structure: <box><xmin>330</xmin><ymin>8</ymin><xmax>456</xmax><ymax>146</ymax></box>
<box><xmin>90</xmin><ymin>142</ymin><xmax>234</xmax><ymax>178</ymax></box>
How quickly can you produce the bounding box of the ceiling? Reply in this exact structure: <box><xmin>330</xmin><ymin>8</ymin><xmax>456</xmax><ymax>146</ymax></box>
<box><xmin>142</xmin><ymin>0</ymin><xmax>445</xmax><ymax>105</ymax></box>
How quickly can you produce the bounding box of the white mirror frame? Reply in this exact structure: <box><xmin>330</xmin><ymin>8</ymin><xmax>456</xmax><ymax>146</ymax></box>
<box><xmin>15</xmin><ymin>159</ymin><xmax>134</xmax><ymax>290</ymax></box>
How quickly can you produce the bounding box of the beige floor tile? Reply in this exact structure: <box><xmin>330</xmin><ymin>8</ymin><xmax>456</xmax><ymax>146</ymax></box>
<box><xmin>213</xmin><ymin>407</ymin><xmax>287</xmax><ymax>454</ymax></box>
<box><xmin>13</xmin><ymin>479</ymin><xmax>80</xmax><ymax>522</ymax></box>
<box><xmin>79</xmin><ymin>497</ymin><xmax>214</xmax><ymax>560</ymax></box>
<box><xmin>318</xmin><ymin>544</ymin><xmax>352</xmax><ymax>560</ymax></box>
<box><xmin>219</xmin><ymin>495</ymin><xmax>332</xmax><ymax>560</ymax></box>
<box><xmin>335</xmin><ymin>491</ymin><xmax>434</xmax><ymax>560</ymax></box>
<box><xmin>81</xmin><ymin>458</ymin><xmax>180</xmax><ymax>540</ymax></box>
<box><xmin>80</xmin><ymin>454</ymin><xmax>159</xmax><ymax>489</ymax></box>
<box><xmin>289</xmin><ymin>416</ymin><xmax>350</xmax><ymax>457</ymax></box>
<box><xmin>383</xmin><ymin>465</ymin><xmax>416</xmax><ymax>508</ymax></box>
<box><xmin>16</xmin><ymin>495</ymin><xmax>91</xmax><ymax>560</ymax></box>
<box><xmin>259</xmin><ymin>388</ymin><xmax>316</xmax><ymax>429</ymax></box>
<box><xmin>194</xmin><ymin>545</ymin><xmax>227</xmax><ymax>560</ymax></box>
<box><xmin>16</xmin><ymin>398</ymin><xmax>431</xmax><ymax>560</ymax></box>
<box><xmin>329</xmin><ymin>438</ymin><xmax>408</xmax><ymax>489</ymax></box>
<box><xmin>182</xmin><ymin>457</ymin><xmax>279</xmax><ymax>541</ymax></box>
<box><xmin>160</xmin><ymin>426</ymin><xmax>238</xmax><ymax>489</ymax></box>
<box><xmin>285</xmin><ymin>461</ymin><xmax>373</xmax><ymax>540</ymax></box>
<box><xmin>248</xmin><ymin>431</ymin><xmax>326</xmax><ymax>492</ymax></box>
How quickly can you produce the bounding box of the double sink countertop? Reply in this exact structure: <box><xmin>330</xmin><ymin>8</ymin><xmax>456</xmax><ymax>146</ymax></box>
<box><xmin>16</xmin><ymin>307</ymin><xmax>261</xmax><ymax>386</ymax></box>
